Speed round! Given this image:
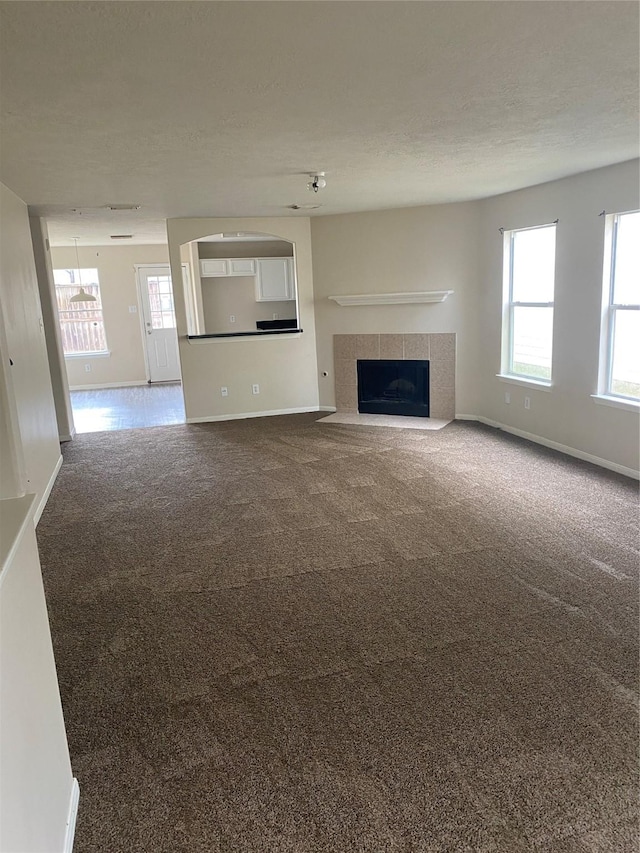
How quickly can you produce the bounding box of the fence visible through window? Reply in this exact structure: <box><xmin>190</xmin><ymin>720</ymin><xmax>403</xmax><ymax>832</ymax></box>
<box><xmin>53</xmin><ymin>268</ymin><xmax>108</xmax><ymax>355</ymax></box>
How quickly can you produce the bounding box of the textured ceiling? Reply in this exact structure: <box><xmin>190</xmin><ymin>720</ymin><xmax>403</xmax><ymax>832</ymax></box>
<box><xmin>1</xmin><ymin>1</ymin><xmax>638</xmax><ymax>245</ymax></box>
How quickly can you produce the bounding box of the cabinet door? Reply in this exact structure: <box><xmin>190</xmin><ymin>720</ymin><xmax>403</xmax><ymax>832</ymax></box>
<box><xmin>256</xmin><ymin>258</ymin><xmax>293</xmax><ymax>301</ymax></box>
<box><xmin>229</xmin><ymin>259</ymin><xmax>256</xmax><ymax>276</ymax></box>
<box><xmin>200</xmin><ymin>259</ymin><xmax>229</xmax><ymax>277</ymax></box>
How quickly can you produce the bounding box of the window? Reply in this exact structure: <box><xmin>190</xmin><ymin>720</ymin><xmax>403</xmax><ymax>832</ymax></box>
<box><xmin>599</xmin><ymin>210</ymin><xmax>640</xmax><ymax>401</ymax></box>
<box><xmin>53</xmin><ymin>268</ymin><xmax>108</xmax><ymax>355</ymax></box>
<box><xmin>146</xmin><ymin>273</ymin><xmax>177</xmax><ymax>329</ymax></box>
<box><xmin>502</xmin><ymin>223</ymin><xmax>557</xmax><ymax>383</ymax></box>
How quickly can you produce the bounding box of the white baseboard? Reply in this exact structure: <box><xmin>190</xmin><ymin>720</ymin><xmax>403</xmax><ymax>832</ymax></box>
<box><xmin>59</xmin><ymin>427</ymin><xmax>76</xmax><ymax>443</ymax></box>
<box><xmin>69</xmin><ymin>381</ymin><xmax>148</xmax><ymax>391</ymax></box>
<box><xmin>63</xmin><ymin>778</ymin><xmax>80</xmax><ymax>853</ymax></box>
<box><xmin>318</xmin><ymin>406</ymin><xmax>337</xmax><ymax>412</ymax></box>
<box><xmin>34</xmin><ymin>454</ymin><xmax>63</xmax><ymax>526</ymax></box>
<box><xmin>455</xmin><ymin>414</ymin><xmax>639</xmax><ymax>480</ymax></box>
<box><xmin>187</xmin><ymin>406</ymin><xmax>324</xmax><ymax>424</ymax></box>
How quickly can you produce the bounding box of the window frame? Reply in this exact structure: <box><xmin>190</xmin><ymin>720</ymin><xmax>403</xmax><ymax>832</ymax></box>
<box><xmin>53</xmin><ymin>268</ymin><xmax>109</xmax><ymax>357</ymax></box>
<box><xmin>500</xmin><ymin>222</ymin><xmax>557</xmax><ymax>386</ymax></box>
<box><xmin>597</xmin><ymin>210</ymin><xmax>640</xmax><ymax>404</ymax></box>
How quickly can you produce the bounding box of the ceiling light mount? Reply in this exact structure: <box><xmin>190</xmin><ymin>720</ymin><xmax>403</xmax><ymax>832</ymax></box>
<box><xmin>307</xmin><ymin>172</ymin><xmax>327</xmax><ymax>193</ymax></box>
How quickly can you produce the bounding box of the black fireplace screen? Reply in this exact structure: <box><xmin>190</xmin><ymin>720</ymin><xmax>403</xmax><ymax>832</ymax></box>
<box><xmin>357</xmin><ymin>359</ymin><xmax>430</xmax><ymax>417</ymax></box>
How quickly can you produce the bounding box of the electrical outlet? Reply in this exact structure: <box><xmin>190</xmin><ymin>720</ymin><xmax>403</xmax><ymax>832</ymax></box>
<box><xmin>272</xmin><ymin>313</ymin><xmax>278</xmax><ymax>320</ymax></box>
<box><xmin>128</xmin><ymin>305</ymin><xmax>137</xmax><ymax>314</ymax></box>
<box><xmin>221</xmin><ymin>386</ymin><xmax>228</xmax><ymax>397</ymax></box>
<box><xmin>252</xmin><ymin>384</ymin><xmax>260</xmax><ymax>395</ymax></box>
<box><xmin>504</xmin><ymin>391</ymin><xmax>511</xmax><ymax>404</ymax></box>
<box><xmin>229</xmin><ymin>314</ymin><xmax>236</xmax><ymax>323</ymax></box>
<box><xmin>524</xmin><ymin>396</ymin><xmax>531</xmax><ymax>410</ymax></box>
<box><xmin>84</xmin><ymin>364</ymin><xmax>91</xmax><ymax>373</ymax></box>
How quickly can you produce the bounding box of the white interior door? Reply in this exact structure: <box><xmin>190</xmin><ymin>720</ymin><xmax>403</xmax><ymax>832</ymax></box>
<box><xmin>137</xmin><ymin>266</ymin><xmax>181</xmax><ymax>383</ymax></box>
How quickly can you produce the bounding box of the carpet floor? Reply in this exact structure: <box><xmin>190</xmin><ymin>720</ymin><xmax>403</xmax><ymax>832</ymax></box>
<box><xmin>37</xmin><ymin>414</ymin><xmax>639</xmax><ymax>852</ymax></box>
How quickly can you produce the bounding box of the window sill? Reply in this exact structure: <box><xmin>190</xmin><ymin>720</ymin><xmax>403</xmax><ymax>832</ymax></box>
<box><xmin>591</xmin><ymin>394</ymin><xmax>640</xmax><ymax>412</ymax></box>
<box><xmin>496</xmin><ymin>374</ymin><xmax>552</xmax><ymax>391</ymax></box>
<box><xmin>64</xmin><ymin>351</ymin><xmax>111</xmax><ymax>359</ymax></box>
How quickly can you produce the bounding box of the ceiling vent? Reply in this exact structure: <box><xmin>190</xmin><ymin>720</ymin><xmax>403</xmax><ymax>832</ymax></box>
<box><xmin>110</xmin><ymin>234</ymin><xmax>133</xmax><ymax>240</ymax></box>
<box><xmin>288</xmin><ymin>204</ymin><xmax>321</xmax><ymax>211</ymax></box>
<box><xmin>106</xmin><ymin>204</ymin><xmax>141</xmax><ymax>211</ymax></box>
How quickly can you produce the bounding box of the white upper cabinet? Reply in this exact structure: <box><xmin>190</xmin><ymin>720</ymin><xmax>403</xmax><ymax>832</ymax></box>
<box><xmin>199</xmin><ymin>256</ymin><xmax>295</xmax><ymax>302</ymax></box>
<box><xmin>200</xmin><ymin>259</ymin><xmax>229</xmax><ymax>277</ymax></box>
<box><xmin>229</xmin><ymin>258</ymin><xmax>256</xmax><ymax>275</ymax></box>
<box><xmin>255</xmin><ymin>258</ymin><xmax>295</xmax><ymax>302</ymax></box>
<box><xmin>200</xmin><ymin>258</ymin><xmax>257</xmax><ymax>277</ymax></box>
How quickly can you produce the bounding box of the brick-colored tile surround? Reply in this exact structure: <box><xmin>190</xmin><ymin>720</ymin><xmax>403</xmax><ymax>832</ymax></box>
<box><xmin>333</xmin><ymin>333</ymin><xmax>456</xmax><ymax>419</ymax></box>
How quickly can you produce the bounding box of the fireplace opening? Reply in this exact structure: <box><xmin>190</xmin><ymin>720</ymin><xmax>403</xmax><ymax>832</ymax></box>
<box><xmin>357</xmin><ymin>359</ymin><xmax>430</xmax><ymax>417</ymax></box>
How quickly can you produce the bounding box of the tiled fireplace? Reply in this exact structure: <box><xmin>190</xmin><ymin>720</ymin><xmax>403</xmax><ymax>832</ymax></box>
<box><xmin>333</xmin><ymin>333</ymin><xmax>456</xmax><ymax>420</ymax></box>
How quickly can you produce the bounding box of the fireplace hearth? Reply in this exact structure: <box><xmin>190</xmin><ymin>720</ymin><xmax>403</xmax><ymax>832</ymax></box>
<box><xmin>357</xmin><ymin>359</ymin><xmax>429</xmax><ymax>417</ymax></box>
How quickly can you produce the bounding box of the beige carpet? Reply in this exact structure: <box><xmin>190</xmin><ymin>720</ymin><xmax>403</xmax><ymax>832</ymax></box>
<box><xmin>37</xmin><ymin>413</ymin><xmax>639</xmax><ymax>852</ymax></box>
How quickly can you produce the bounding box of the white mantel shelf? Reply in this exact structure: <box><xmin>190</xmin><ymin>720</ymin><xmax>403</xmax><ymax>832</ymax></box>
<box><xmin>328</xmin><ymin>291</ymin><xmax>453</xmax><ymax>307</ymax></box>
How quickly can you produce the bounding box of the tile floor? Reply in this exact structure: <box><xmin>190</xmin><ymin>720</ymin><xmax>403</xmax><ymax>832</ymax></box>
<box><xmin>317</xmin><ymin>412</ymin><xmax>451</xmax><ymax>430</ymax></box>
<box><xmin>71</xmin><ymin>383</ymin><xmax>185</xmax><ymax>433</ymax></box>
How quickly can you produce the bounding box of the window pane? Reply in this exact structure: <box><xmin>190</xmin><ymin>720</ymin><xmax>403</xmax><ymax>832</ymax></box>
<box><xmin>54</xmin><ymin>269</ymin><xmax>106</xmax><ymax>354</ymax></box>
<box><xmin>613</xmin><ymin>211</ymin><xmax>640</xmax><ymax>305</ymax></box>
<box><xmin>58</xmin><ymin>319</ymin><xmax>107</xmax><ymax>354</ymax></box>
<box><xmin>53</xmin><ymin>268</ymin><xmax>99</xmax><ymax>287</ymax></box>
<box><xmin>511</xmin><ymin>306</ymin><xmax>553</xmax><ymax>380</ymax></box>
<box><xmin>610</xmin><ymin>309</ymin><xmax>640</xmax><ymax>399</ymax></box>
<box><xmin>512</xmin><ymin>226</ymin><xmax>556</xmax><ymax>303</ymax></box>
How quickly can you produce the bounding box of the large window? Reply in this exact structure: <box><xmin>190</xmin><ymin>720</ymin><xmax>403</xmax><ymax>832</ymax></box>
<box><xmin>502</xmin><ymin>223</ymin><xmax>557</xmax><ymax>383</ymax></box>
<box><xmin>53</xmin><ymin>268</ymin><xmax>108</xmax><ymax>356</ymax></box>
<box><xmin>599</xmin><ymin>210</ymin><xmax>640</xmax><ymax>401</ymax></box>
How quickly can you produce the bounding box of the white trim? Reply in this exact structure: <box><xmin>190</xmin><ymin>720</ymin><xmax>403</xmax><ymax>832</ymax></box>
<box><xmin>454</xmin><ymin>415</ymin><xmax>638</xmax><ymax>480</ymax></box>
<box><xmin>187</xmin><ymin>406</ymin><xmax>323</xmax><ymax>424</ymax></box>
<box><xmin>64</xmin><ymin>351</ymin><xmax>111</xmax><ymax>359</ymax></box>
<box><xmin>328</xmin><ymin>290</ymin><xmax>453</xmax><ymax>307</ymax></box>
<box><xmin>318</xmin><ymin>406</ymin><xmax>337</xmax><ymax>412</ymax></box>
<box><xmin>63</xmin><ymin>778</ymin><xmax>80</xmax><ymax>853</ymax></box>
<box><xmin>0</xmin><ymin>495</ymin><xmax>36</xmax><ymax>589</ymax></box>
<box><xmin>59</xmin><ymin>427</ymin><xmax>76</xmax><ymax>443</ymax></box>
<box><xmin>496</xmin><ymin>374</ymin><xmax>552</xmax><ymax>391</ymax></box>
<box><xmin>591</xmin><ymin>394</ymin><xmax>640</xmax><ymax>412</ymax></box>
<box><xmin>135</xmin><ymin>265</ymin><xmax>152</xmax><ymax>382</ymax></box>
<box><xmin>34</xmin><ymin>454</ymin><xmax>63</xmax><ymax>526</ymax></box>
<box><xmin>69</xmin><ymin>381</ymin><xmax>148</xmax><ymax>391</ymax></box>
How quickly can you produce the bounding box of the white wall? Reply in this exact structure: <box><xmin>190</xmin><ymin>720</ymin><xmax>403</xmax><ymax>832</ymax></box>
<box><xmin>310</xmin><ymin>202</ymin><xmax>481</xmax><ymax>414</ymax></box>
<box><xmin>0</xmin><ymin>182</ymin><xmax>76</xmax><ymax>852</ymax></box>
<box><xmin>167</xmin><ymin>217</ymin><xmax>319</xmax><ymax>421</ymax></box>
<box><xmin>0</xmin><ymin>498</ymin><xmax>76</xmax><ymax>853</ymax></box>
<box><xmin>29</xmin><ymin>216</ymin><xmax>75</xmax><ymax>441</ymax></box>
<box><xmin>51</xmin><ymin>243</ymin><xmax>170</xmax><ymax>388</ymax></box>
<box><xmin>478</xmin><ymin>160</ymin><xmax>640</xmax><ymax>474</ymax></box>
<box><xmin>0</xmin><ymin>184</ymin><xmax>61</xmax><ymax>509</ymax></box>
